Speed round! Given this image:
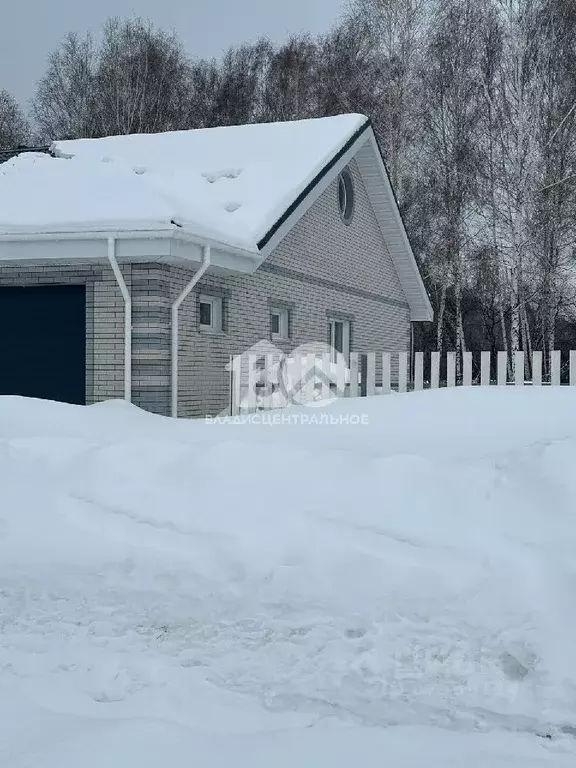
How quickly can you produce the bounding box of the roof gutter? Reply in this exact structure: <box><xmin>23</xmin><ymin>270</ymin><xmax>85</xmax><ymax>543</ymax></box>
<box><xmin>0</xmin><ymin>229</ymin><xmax>175</xmax><ymax>242</ymax></box>
<box><xmin>0</xmin><ymin>227</ymin><xmax>260</xmax><ymax>262</ymax></box>
<box><xmin>107</xmin><ymin>237</ymin><xmax>132</xmax><ymax>402</ymax></box>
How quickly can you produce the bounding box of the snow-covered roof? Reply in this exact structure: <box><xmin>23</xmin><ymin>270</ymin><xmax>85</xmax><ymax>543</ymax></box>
<box><xmin>0</xmin><ymin>114</ymin><xmax>433</xmax><ymax>320</ymax></box>
<box><xmin>0</xmin><ymin>115</ymin><xmax>368</xmax><ymax>253</ymax></box>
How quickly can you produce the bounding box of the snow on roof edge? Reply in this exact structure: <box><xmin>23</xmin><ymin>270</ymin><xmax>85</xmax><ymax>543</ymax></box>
<box><xmin>47</xmin><ymin>114</ymin><xmax>370</xmax><ymax>253</ymax></box>
<box><xmin>256</xmin><ymin>117</ymin><xmax>371</xmax><ymax>251</ymax></box>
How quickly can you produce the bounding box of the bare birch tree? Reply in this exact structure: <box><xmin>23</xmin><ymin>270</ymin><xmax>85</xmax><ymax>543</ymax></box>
<box><xmin>532</xmin><ymin>0</ymin><xmax>576</xmax><ymax>360</ymax></box>
<box><xmin>420</xmin><ymin>0</ymin><xmax>483</xmax><ymax>358</ymax></box>
<box><xmin>33</xmin><ymin>20</ymin><xmax>191</xmax><ymax>140</ymax></box>
<box><xmin>33</xmin><ymin>32</ymin><xmax>98</xmax><ymax>140</ymax></box>
<box><xmin>261</xmin><ymin>36</ymin><xmax>320</xmax><ymax>122</ymax></box>
<box><xmin>485</xmin><ymin>0</ymin><xmax>542</xmax><ymax>364</ymax></box>
<box><xmin>348</xmin><ymin>0</ymin><xmax>427</xmax><ymax>197</ymax></box>
<box><xmin>95</xmin><ymin>18</ymin><xmax>191</xmax><ymax>136</ymax></box>
<box><xmin>0</xmin><ymin>90</ymin><xmax>29</xmax><ymax>148</ymax></box>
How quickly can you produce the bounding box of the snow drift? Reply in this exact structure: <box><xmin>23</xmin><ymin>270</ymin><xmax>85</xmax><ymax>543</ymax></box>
<box><xmin>1</xmin><ymin>388</ymin><xmax>576</xmax><ymax>765</ymax></box>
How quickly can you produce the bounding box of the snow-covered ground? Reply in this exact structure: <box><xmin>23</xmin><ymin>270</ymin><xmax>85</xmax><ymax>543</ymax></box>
<box><xmin>1</xmin><ymin>388</ymin><xmax>576</xmax><ymax>765</ymax></box>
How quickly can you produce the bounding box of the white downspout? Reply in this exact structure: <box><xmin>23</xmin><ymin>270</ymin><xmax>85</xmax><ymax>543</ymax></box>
<box><xmin>107</xmin><ymin>237</ymin><xmax>132</xmax><ymax>401</ymax></box>
<box><xmin>171</xmin><ymin>246</ymin><xmax>211</xmax><ymax>417</ymax></box>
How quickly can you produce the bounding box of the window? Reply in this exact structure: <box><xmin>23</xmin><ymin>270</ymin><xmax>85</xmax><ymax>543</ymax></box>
<box><xmin>337</xmin><ymin>168</ymin><xmax>355</xmax><ymax>224</ymax></box>
<box><xmin>199</xmin><ymin>294</ymin><xmax>223</xmax><ymax>332</ymax></box>
<box><xmin>199</xmin><ymin>301</ymin><xmax>212</xmax><ymax>327</ymax></box>
<box><xmin>329</xmin><ymin>318</ymin><xmax>351</xmax><ymax>363</ymax></box>
<box><xmin>270</xmin><ymin>307</ymin><xmax>290</xmax><ymax>339</ymax></box>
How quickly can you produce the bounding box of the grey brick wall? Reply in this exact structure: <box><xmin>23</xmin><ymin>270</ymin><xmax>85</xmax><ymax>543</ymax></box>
<box><xmin>130</xmin><ymin>265</ymin><xmax>171</xmax><ymax>415</ymax></box>
<box><xmin>0</xmin><ymin>159</ymin><xmax>410</xmax><ymax>416</ymax></box>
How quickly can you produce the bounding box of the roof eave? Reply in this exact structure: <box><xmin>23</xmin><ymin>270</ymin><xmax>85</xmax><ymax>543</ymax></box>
<box><xmin>363</xmin><ymin>129</ymin><xmax>433</xmax><ymax>323</ymax></box>
<box><xmin>0</xmin><ymin>225</ymin><xmax>261</xmax><ymax>263</ymax></box>
<box><xmin>253</xmin><ymin>120</ymin><xmax>433</xmax><ymax>323</ymax></box>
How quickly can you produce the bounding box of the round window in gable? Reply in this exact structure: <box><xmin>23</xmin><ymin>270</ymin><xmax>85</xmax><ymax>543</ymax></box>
<box><xmin>338</xmin><ymin>168</ymin><xmax>355</xmax><ymax>224</ymax></box>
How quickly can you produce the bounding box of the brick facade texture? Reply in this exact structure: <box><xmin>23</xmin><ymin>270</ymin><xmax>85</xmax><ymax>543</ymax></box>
<box><xmin>0</xmin><ymin>159</ymin><xmax>411</xmax><ymax>416</ymax></box>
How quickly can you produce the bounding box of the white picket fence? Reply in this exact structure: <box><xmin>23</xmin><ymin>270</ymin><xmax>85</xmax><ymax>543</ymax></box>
<box><xmin>416</xmin><ymin>350</ymin><xmax>568</xmax><ymax>389</ymax></box>
<box><xmin>229</xmin><ymin>350</ymin><xmax>575</xmax><ymax>414</ymax></box>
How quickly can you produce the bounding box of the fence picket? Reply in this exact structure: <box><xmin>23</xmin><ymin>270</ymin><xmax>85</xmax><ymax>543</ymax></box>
<box><xmin>366</xmin><ymin>353</ymin><xmax>376</xmax><ymax>396</ymax></box>
<box><xmin>497</xmin><ymin>352</ymin><xmax>507</xmax><ymax>386</ymax></box>
<box><xmin>300</xmin><ymin>354</ymin><xmax>312</xmax><ymax>403</ymax></box>
<box><xmin>381</xmin><ymin>353</ymin><xmax>391</xmax><ymax>395</ymax></box>
<box><xmin>247</xmin><ymin>354</ymin><xmax>258</xmax><ymax>410</ymax></box>
<box><xmin>321</xmin><ymin>353</ymin><xmax>332</xmax><ymax>400</ymax></box>
<box><xmin>514</xmin><ymin>351</ymin><xmax>525</xmax><ymax>386</ymax></box>
<box><xmin>532</xmin><ymin>351</ymin><xmax>542</xmax><ymax>386</ymax></box>
<box><xmin>463</xmin><ymin>352</ymin><xmax>472</xmax><ymax>386</ymax></box>
<box><xmin>349</xmin><ymin>352</ymin><xmax>359</xmax><ymax>398</ymax></box>
<box><xmin>551</xmin><ymin>350</ymin><xmax>561</xmax><ymax>386</ymax></box>
<box><xmin>335</xmin><ymin>352</ymin><xmax>346</xmax><ymax>397</ymax></box>
<box><xmin>414</xmin><ymin>352</ymin><xmax>424</xmax><ymax>391</ymax></box>
<box><xmin>446</xmin><ymin>352</ymin><xmax>456</xmax><ymax>387</ymax></box>
<box><xmin>480</xmin><ymin>351</ymin><xmax>490</xmax><ymax>386</ymax></box>
<box><xmin>398</xmin><ymin>352</ymin><xmax>408</xmax><ymax>393</ymax></box>
<box><xmin>263</xmin><ymin>354</ymin><xmax>275</xmax><ymax>409</ymax></box>
<box><xmin>431</xmin><ymin>351</ymin><xmax>440</xmax><ymax>389</ymax></box>
<box><xmin>230</xmin><ymin>354</ymin><xmax>241</xmax><ymax>415</ymax></box>
<box><xmin>290</xmin><ymin>354</ymin><xmax>304</xmax><ymax>406</ymax></box>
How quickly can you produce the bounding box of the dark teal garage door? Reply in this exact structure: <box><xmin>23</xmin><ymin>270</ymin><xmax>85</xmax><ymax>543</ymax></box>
<box><xmin>0</xmin><ymin>285</ymin><xmax>86</xmax><ymax>405</ymax></box>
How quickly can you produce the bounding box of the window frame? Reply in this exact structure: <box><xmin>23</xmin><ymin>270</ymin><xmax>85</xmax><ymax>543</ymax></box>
<box><xmin>329</xmin><ymin>317</ymin><xmax>351</xmax><ymax>364</ymax></box>
<box><xmin>199</xmin><ymin>294</ymin><xmax>223</xmax><ymax>333</ymax></box>
<box><xmin>337</xmin><ymin>168</ymin><xmax>355</xmax><ymax>225</ymax></box>
<box><xmin>270</xmin><ymin>307</ymin><xmax>290</xmax><ymax>340</ymax></box>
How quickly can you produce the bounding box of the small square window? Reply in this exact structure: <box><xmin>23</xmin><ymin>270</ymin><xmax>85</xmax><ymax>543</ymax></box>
<box><xmin>199</xmin><ymin>295</ymin><xmax>223</xmax><ymax>332</ymax></box>
<box><xmin>271</xmin><ymin>307</ymin><xmax>289</xmax><ymax>339</ymax></box>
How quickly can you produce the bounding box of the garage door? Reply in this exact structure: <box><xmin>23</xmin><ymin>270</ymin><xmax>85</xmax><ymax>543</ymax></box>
<box><xmin>0</xmin><ymin>285</ymin><xmax>86</xmax><ymax>405</ymax></box>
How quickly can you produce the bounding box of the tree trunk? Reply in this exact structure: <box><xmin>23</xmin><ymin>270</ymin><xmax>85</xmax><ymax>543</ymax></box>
<box><xmin>436</xmin><ymin>283</ymin><xmax>447</xmax><ymax>353</ymax></box>
<box><xmin>498</xmin><ymin>284</ymin><xmax>510</xmax><ymax>378</ymax></box>
<box><xmin>548</xmin><ymin>301</ymin><xmax>556</xmax><ymax>369</ymax></box>
<box><xmin>510</xmin><ymin>268</ymin><xmax>521</xmax><ymax>355</ymax></box>
<box><xmin>455</xmin><ymin>279</ymin><xmax>466</xmax><ymax>380</ymax></box>
<box><xmin>521</xmin><ymin>300</ymin><xmax>532</xmax><ymax>378</ymax></box>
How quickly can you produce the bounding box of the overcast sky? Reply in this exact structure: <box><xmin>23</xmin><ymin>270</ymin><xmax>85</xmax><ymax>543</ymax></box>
<box><xmin>1</xmin><ymin>0</ymin><xmax>345</xmax><ymax>108</ymax></box>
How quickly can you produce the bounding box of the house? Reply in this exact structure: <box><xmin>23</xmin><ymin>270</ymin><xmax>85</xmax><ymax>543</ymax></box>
<box><xmin>0</xmin><ymin>114</ymin><xmax>432</xmax><ymax>417</ymax></box>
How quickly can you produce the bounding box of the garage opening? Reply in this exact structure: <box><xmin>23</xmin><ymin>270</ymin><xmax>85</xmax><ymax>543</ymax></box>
<box><xmin>0</xmin><ymin>285</ymin><xmax>86</xmax><ymax>405</ymax></box>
